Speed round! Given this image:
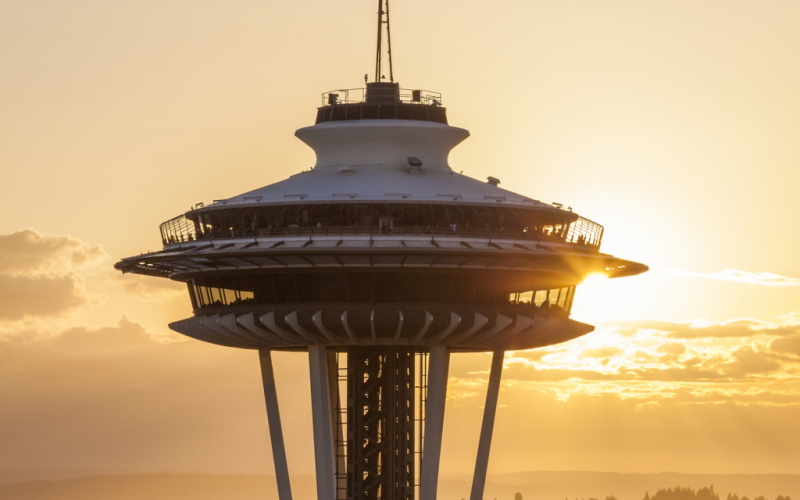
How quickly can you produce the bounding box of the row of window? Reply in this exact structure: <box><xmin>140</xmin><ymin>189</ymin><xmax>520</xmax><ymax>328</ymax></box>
<box><xmin>315</xmin><ymin>103</ymin><xmax>448</xmax><ymax>124</ymax></box>
<box><xmin>188</xmin><ymin>272</ymin><xmax>575</xmax><ymax>311</ymax></box>
<box><xmin>194</xmin><ymin>203</ymin><xmax>576</xmax><ymax>236</ymax></box>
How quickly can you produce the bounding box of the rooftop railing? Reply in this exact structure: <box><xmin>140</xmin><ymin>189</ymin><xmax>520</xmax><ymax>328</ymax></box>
<box><xmin>321</xmin><ymin>88</ymin><xmax>442</xmax><ymax>107</ymax></box>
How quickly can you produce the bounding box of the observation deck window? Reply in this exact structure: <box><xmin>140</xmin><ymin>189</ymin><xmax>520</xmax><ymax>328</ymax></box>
<box><xmin>162</xmin><ymin>203</ymin><xmax>604</xmax><ymax>250</ymax></box>
<box><xmin>189</xmin><ymin>271</ymin><xmax>576</xmax><ymax>317</ymax></box>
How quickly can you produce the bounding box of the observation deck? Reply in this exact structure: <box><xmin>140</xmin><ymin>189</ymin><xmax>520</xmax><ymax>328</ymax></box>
<box><xmin>156</xmin><ymin>201</ymin><xmax>604</xmax><ymax>250</ymax></box>
<box><xmin>115</xmin><ymin>77</ymin><xmax>648</xmax><ymax>353</ymax></box>
<box><xmin>316</xmin><ymin>82</ymin><xmax>447</xmax><ymax>124</ymax></box>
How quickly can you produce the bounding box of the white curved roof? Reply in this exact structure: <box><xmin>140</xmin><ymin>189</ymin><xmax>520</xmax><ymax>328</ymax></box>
<box><xmin>223</xmin><ymin>164</ymin><xmax>551</xmax><ymax>207</ymax></box>
<box><xmin>213</xmin><ymin>120</ymin><xmax>561</xmax><ymax>212</ymax></box>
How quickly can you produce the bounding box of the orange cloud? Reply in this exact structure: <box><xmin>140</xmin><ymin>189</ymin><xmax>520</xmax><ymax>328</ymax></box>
<box><xmin>448</xmin><ymin>315</ymin><xmax>800</xmax><ymax>409</ymax></box>
<box><xmin>0</xmin><ymin>229</ymin><xmax>106</xmax><ymax>276</ymax></box>
<box><xmin>581</xmin><ymin>346</ymin><xmax>623</xmax><ymax>358</ymax></box>
<box><xmin>111</xmin><ymin>271</ymin><xmax>186</xmax><ymax>301</ymax></box>
<box><xmin>0</xmin><ymin>274</ymin><xmax>87</xmax><ymax>321</ymax></box>
<box><xmin>0</xmin><ymin>317</ymin><xmax>313</xmax><ymax>473</ymax></box>
<box><xmin>610</xmin><ymin>318</ymin><xmax>799</xmax><ymax>339</ymax></box>
<box><xmin>672</xmin><ymin>269</ymin><xmax>800</xmax><ymax>287</ymax></box>
<box><xmin>0</xmin><ymin>230</ymin><xmax>106</xmax><ymax>326</ymax></box>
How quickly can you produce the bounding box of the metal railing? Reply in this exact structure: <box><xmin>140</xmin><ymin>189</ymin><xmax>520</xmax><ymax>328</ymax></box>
<box><xmin>159</xmin><ymin>215</ymin><xmax>197</xmax><ymax>246</ymax></box>
<box><xmin>162</xmin><ymin>219</ymin><xmax>603</xmax><ymax>250</ymax></box>
<box><xmin>321</xmin><ymin>87</ymin><xmax>442</xmax><ymax>107</ymax></box>
<box><xmin>565</xmin><ymin>216</ymin><xmax>604</xmax><ymax>247</ymax></box>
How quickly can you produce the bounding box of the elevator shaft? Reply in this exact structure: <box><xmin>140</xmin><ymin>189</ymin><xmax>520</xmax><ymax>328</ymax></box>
<box><xmin>347</xmin><ymin>348</ymin><xmax>416</xmax><ymax>500</ymax></box>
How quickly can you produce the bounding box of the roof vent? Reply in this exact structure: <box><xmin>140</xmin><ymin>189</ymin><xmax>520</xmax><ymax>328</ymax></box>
<box><xmin>487</xmin><ymin>176</ymin><xmax>501</xmax><ymax>186</ymax></box>
<box><xmin>407</xmin><ymin>157</ymin><xmax>423</xmax><ymax>174</ymax></box>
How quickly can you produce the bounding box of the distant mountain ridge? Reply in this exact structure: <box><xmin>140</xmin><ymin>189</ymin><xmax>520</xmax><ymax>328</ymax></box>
<box><xmin>0</xmin><ymin>471</ymin><xmax>796</xmax><ymax>500</ymax></box>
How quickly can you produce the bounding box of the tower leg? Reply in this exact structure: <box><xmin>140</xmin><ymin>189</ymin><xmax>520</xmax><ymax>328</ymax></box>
<box><xmin>327</xmin><ymin>351</ymin><xmax>347</xmax><ymax>500</ymax></box>
<box><xmin>309</xmin><ymin>345</ymin><xmax>337</xmax><ymax>500</ymax></box>
<box><xmin>419</xmin><ymin>346</ymin><xmax>450</xmax><ymax>500</ymax></box>
<box><xmin>469</xmin><ymin>350</ymin><xmax>505</xmax><ymax>500</ymax></box>
<box><xmin>258</xmin><ymin>349</ymin><xmax>293</xmax><ymax>500</ymax></box>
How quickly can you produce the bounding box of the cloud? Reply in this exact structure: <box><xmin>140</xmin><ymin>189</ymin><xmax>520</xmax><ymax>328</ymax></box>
<box><xmin>0</xmin><ymin>230</ymin><xmax>106</xmax><ymax>324</ymax></box>
<box><xmin>672</xmin><ymin>268</ymin><xmax>800</xmax><ymax>287</ymax></box>
<box><xmin>580</xmin><ymin>346</ymin><xmax>623</xmax><ymax>358</ymax></box>
<box><xmin>0</xmin><ymin>317</ymin><xmax>313</xmax><ymax>473</ymax></box>
<box><xmin>609</xmin><ymin>318</ymin><xmax>798</xmax><ymax>339</ymax></box>
<box><xmin>0</xmin><ymin>274</ymin><xmax>88</xmax><ymax>321</ymax></box>
<box><xmin>723</xmin><ymin>346</ymin><xmax>782</xmax><ymax>376</ymax></box>
<box><xmin>0</xmin><ymin>229</ymin><xmax>106</xmax><ymax>276</ymax></box>
<box><xmin>770</xmin><ymin>335</ymin><xmax>800</xmax><ymax>357</ymax></box>
<box><xmin>629</xmin><ymin>365</ymin><xmax>727</xmax><ymax>382</ymax></box>
<box><xmin>440</xmin><ymin>314</ymin><xmax>800</xmax><ymax>408</ymax></box>
<box><xmin>111</xmin><ymin>272</ymin><xmax>186</xmax><ymax>301</ymax></box>
<box><xmin>657</xmin><ymin>342</ymin><xmax>686</xmax><ymax>355</ymax></box>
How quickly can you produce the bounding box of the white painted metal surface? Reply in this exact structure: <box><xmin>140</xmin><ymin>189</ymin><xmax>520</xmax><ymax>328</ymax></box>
<box><xmin>308</xmin><ymin>345</ymin><xmax>337</xmax><ymax>500</ymax></box>
<box><xmin>258</xmin><ymin>349</ymin><xmax>293</xmax><ymax>500</ymax></box>
<box><xmin>209</xmin><ymin>120</ymin><xmax>556</xmax><ymax>209</ymax></box>
<box><xmin>469</xmin><ymin>350</ymin><xmax>505</xmax><ymax>500</ymax></box>
<box><xmin>419</xmin><ymin>345</ymin><xmax>450</xmax><ymax>500</ymax></box>
<box><xmin>296</xmin><ymin>120</ymin><xmax>468</xmax><ymax>169</ymax></box>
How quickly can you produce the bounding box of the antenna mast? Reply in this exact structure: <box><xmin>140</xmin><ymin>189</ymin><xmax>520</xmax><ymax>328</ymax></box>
<box><xmin>374</xmin><ymin>0</ymin><xmax>394</xmax><ymax>83</ymax></box>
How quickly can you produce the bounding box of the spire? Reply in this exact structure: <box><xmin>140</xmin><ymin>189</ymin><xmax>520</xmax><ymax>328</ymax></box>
<box><xmin>374</xmin><ymin>0</ymin><xmax>394</xmax><ymax>83</ymax></box>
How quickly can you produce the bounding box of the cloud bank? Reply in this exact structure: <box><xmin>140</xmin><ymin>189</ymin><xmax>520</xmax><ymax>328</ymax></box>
<box><xmin>112</xmin><ymin>271</ymin><xmax>186</xmax><ymax>300</ymax></box>
<box><xmin>672</xmin><ymin>269</ymin><xmax>800</xmax><ymax>287</ymax></box>
<box><xmin>0</xmin><ymin>229</ymin><xmax>106</xmax><ymax>276</ymax></box>
<box><xmin>0</xmin><ymin>230</ymin><xmax>107</xmax><ymax>326</ymax></box>
<box><xmin>446</xmin><ymin>315</ymin><xmax>800</xmax><ymax>408</ymax></box>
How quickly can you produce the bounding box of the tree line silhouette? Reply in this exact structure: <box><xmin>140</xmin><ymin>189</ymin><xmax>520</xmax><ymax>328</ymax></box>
<box><xmin>503</xmin><ymin>485</ymin><xmax>794</xmax><ymax>500</ymax></box>
<box><xmin>643</xmin><ymin>485</ymin><xmax>791</xmax><ymax>500</ymax></box>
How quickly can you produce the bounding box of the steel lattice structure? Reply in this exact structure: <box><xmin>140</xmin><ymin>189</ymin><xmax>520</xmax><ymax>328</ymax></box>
<box><xmin>347</xmin><ymin>349</ymin><xmax>416</xmax><ymax>500</ymax></box>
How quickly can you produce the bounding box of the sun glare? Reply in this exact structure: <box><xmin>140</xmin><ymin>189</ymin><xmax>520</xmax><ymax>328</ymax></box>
<box><xmin>582</xmin><ymin>273</ymin><xmax>609</xmax><ymax>285</ymax></box>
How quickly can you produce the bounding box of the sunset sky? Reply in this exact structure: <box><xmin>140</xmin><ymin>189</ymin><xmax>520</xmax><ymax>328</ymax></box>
<box><xmin>2</xmin><ymin>0</ymin><xmax>800</xmax><ymax>484</ymax></box>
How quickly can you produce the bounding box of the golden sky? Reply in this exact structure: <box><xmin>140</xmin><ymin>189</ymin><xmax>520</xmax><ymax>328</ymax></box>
<box><xmin>2</xmin><ymin>0</ymin><xmax>800</xmax><ymax>481</ymax></box>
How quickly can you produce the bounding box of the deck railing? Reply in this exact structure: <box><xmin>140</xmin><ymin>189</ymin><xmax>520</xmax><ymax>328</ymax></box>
<box><xmin>160</xmin><ymin>217</ymin><xmax>603</xmax><ymax>250</ymax></box>
<box><xmin>565</xmin><ymin>216</ymin><xmax>604</xmax><ymax>247</ymax></box>
<box><xmin>321</xmin><ymin>87</ymin><xmax>442</xmax><ymax>107</ymax></box>
<box><xmin>159</xmin><ymin>215</ymin><xmax>197</xmax><ymax>246</ymax></box>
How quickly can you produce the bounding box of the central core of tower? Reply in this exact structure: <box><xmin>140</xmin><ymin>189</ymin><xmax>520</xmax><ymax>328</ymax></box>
<box><xmin>343</xmin><ymin>348</ymin><xmax>422</xmax><ymax>500</ymax></box>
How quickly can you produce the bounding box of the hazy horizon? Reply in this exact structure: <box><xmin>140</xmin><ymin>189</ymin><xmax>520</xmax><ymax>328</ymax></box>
<box><xmin>1</xmin><ymin>471</ymin><xmax>799</xmax><ymax>500</ymax></box>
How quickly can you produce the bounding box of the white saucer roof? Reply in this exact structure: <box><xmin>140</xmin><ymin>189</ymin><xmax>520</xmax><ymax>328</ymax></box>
<box><xmin>203</xmin><ymin>119</ymin><xmax>565</xmax><ymax>213</ymax></box>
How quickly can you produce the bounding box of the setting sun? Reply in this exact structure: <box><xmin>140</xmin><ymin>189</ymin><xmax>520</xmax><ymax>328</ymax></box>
<box><xmin>582</xmin><ymin>272</ymin><xmax>609</xmax><ymax>285</ymax></box>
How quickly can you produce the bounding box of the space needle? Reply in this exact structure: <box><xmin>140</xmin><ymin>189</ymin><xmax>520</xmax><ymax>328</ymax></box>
<box><xmin>116</xmin><ymin>2</ymin><xmax>648</xmax><ymax>500</ymax></box>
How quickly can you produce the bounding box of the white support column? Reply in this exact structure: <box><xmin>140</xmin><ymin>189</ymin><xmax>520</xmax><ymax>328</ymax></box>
<box><xmin>419</xmin><ymin>345</ymin><xmax>451</xmax><ymax>500</ymax></box>
<box><xmin>326</xmin><ymin>350</ymin><xmax>347</xmax><ymax>500</ymax></box>
<box><xmin>258</xmin><ymin>349</ymin><xmax>293</xmax><ymax>500</ymax></box>
<box><xmin>309</xmin><ymin>345</ymin><xmax>337</xmax><ymax>500</ymax></box>
<box><xmin>469</xmin><ymin>350</ymin><xmax>505</xmax><ymax>500</ymax></box>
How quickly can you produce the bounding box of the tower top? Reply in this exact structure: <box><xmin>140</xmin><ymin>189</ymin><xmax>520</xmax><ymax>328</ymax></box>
<box><xmin>374</xmin><ymin>0</ymin><xmax>394</xmax><ymax>83</ymax></box>
<box><xmin>313</xmin><ymin>0</ymin><xmax>444</xmax><ymax>125</ymax></box>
